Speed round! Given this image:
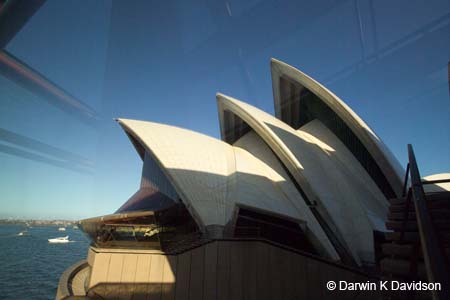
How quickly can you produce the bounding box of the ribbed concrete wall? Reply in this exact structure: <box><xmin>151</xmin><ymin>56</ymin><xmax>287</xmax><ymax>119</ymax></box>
<box><xmin>86</xmin><ymin>240</ymin><xmax>380</xmax><ymax>300</ymax></box>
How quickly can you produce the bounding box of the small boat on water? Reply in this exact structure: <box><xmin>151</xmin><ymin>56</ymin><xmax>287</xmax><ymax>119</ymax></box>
<box><xmin>73</xmin><ymin>225</ymin><xmax>78</xmax><ymax>229</ymax></box>
<box><xmin>17</xmin><ymin>230</ymin><xmax>28</xmax><ymax>236</ymax></box>
<box><xmin>48</xmin><ymin>236</ymin><xmax>69</xmax><ymax>243</ymax></box>
<box><xmin>58</xmin><ymin>227</ymin><xmax>66</xmax><ymax>231</ymax></box>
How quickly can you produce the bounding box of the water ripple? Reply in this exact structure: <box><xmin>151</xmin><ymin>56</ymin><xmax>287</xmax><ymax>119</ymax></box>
<box><xmin>0</xmin><ymin>225</ymin><xmax>89</xmax><ymax>300</ymax></box>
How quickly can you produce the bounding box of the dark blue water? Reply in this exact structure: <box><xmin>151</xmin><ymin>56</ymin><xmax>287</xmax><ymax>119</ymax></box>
<box><xmin>0</xmin><ymin>224</ymin><xmax>89</xmax><ymax>300</ymax></box>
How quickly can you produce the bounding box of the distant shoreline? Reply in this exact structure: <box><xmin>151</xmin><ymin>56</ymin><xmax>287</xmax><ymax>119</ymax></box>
<box><xmin>0</xmin><ymin>219</ymin><xmax>79</xmax><ymax>226</ymax></box>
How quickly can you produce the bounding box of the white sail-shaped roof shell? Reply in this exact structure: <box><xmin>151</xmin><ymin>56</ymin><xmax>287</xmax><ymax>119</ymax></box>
<box><xmin>271</xmin><ymin>58</ymin><xmax>404</xmax><ymax>197</ymax></box>
<box><xmin>117</xmin><ymin>118</ymin><xmax>339</xmax><ymax>261</ymax></box>
<box><xmin>217</xmin><ymin>93</ymin><xmax>389</xmax><ymax>264</ymax></box>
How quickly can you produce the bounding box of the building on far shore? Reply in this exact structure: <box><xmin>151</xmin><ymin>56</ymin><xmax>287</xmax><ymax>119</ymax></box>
<box><xmin>56</xmin><ymin>59</ymin><xmax>449</xmax><ymax>300</ymax></box>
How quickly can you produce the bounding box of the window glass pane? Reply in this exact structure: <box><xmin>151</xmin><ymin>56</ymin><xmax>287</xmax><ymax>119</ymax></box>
<box><xmin>235</xmin><ymin>207</ymin><xmax>317</xmax><ymax>254</ymax></box>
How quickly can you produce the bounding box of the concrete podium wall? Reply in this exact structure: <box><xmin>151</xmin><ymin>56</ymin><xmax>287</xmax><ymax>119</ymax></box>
<box><xmin>86</xmin><ymin>240</ymin><xmax>380</xmax><ymax>300</ymax></box>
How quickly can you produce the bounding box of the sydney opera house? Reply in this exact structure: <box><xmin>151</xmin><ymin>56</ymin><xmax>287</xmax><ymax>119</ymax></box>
<box><xmin>55</xmin><ymin>59</ymin><xmax>449</xmax><ymax>300</ymax></box>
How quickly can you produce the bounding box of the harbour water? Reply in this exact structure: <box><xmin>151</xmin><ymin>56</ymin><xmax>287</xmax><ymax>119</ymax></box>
<box><xmin>0</xmin><ymin>224</ymin><xmax>89</xmax><ymax>300</ymax></box>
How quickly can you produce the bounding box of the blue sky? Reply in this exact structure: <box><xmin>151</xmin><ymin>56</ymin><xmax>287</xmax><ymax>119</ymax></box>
<box><xmin>0</xmin><ymin>0</ymin><xmax>449</xmax><ymax>219</ymax></box>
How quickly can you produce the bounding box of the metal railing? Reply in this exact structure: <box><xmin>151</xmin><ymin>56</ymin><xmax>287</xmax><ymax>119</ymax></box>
<box><xmin>401</xmin><ymin>144</ymin><xmax>450</xmax><ymax>300</ymax></box>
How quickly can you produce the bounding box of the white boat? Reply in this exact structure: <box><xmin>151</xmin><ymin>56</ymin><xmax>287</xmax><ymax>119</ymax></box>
<box><xmin>17</xmin><ymin>230</ymin><xmax>27</xmax><ymax>236</ymax></box>
<box><xmin>73</xmin><ymin>225</ymin><xmax>78</xmax><ymax>229</ymax></box>
<box><xmin>58</xmin><ymin>227</ymin><xmax>66</xmax><ymax>231</ymax></box>
<box><xmin>48</xmin><ymin>236</ymin><xmax>69</xmax><ymax>243</ymax></box>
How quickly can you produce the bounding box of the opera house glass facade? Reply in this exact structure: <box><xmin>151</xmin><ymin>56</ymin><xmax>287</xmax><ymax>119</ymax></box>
<box><xmin>58</xmin><ymin>59</ymin><xmax>408</xmax><ymax>299</ymax></box>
